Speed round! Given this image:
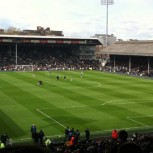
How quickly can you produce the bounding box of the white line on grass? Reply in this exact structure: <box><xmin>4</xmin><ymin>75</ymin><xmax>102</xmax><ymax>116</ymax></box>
<box><xmin>101</xmin><ymin>100</ymin><xmax>120</xmax><ymax>105</ymax></box>
<box><xmin>126</xmin><ymin>117</ymin><xmax>149</xmax><ymax>127</ymax></box>
<box><xmin>43</xmin><ymin>99</ymin><xmax>143</xmax><ymax>110</ymax></box>
<box><xmin>101</xmin><ymin>99</ymin><xmax>153</xmax><ymax>106</ymax></box>
<box><xmin>129</xmin><ymin>115</ymin><xmax>153</xmax><ymax>118</ymax></box>
<box><xmin>39</xmin><ymin>99</ymin><xmax>153</xmax><ymax>110</ymax></box>
<box><xmin>116</xmin><ymin>102</ymin><xmax>136</xmax><ymax>105</ymax></box>
<box><xmin>97</xmin><ymin>83</ymin><xmax>101</xmax><ymax>87</ymax></box>
<box><xmin>36</xmin><ymin>109</ymin><xmax>66</xmax><ymax>129</ymax></box>
<box><xmin>42</xmin><ymin>105</ymin><xmax>92</xmax><ymax>110</ymax></box>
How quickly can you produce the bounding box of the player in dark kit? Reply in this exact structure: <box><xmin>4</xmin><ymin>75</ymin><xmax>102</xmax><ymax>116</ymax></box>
<box><xmin>56</xmin><ymin>75</ymin><xmax>60</xmax><ymax>80</ymax></box>
<box><xmin>38</xmin><ymin>80</ymin><xmax>43</xmax><ymax>86</ymax></box>
<box><xmin>31</xmin><ymin>124</ymin><xmax>37</xmax><ymax>139</ymax></box>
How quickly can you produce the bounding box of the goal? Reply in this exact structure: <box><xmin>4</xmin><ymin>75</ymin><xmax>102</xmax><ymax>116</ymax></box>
<box><xmin>15</xmin><ymin>65</ymin><xmax>34</xmax><ymax>72</ymax></box>
<box><xmin>100</xmin><ymin>54</ymin><xmax>110</xmax><ymax>67</ymax></box>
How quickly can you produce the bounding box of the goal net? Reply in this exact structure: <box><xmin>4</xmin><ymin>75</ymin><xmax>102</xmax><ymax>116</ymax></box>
<box><xmin>100</xmin><ymin>54</ymin><xmax>110</xmax><ymax>67</ymax></box>
<box><xmin>15</xmin><ymin>65</ymin><xmax>34</xmax><ymax>72</ymax></box>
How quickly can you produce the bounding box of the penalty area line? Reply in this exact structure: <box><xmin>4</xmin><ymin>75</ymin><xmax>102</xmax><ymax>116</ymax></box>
<box><xmin>36</xmin><ymin>109</ymin><xmax>66</xmax><ymax>129</ymax></box>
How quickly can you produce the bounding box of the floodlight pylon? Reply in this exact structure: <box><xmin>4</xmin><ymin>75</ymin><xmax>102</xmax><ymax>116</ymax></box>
<box><xmin>101</xmin><ymin>0</ymin><xmax>114</xmax><ymax>46</ymax></box>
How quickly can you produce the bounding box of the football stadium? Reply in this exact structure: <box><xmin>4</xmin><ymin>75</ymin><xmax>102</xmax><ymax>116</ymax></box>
<box><xmin>1</xmin><ymin>32</ymin><xmax>153</xmax><ymax>153</ymax></box>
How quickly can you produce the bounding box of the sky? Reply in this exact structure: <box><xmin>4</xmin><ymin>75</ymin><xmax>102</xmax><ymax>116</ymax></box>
<box><xmin>0</xmin><ymin>0</ymin><xmax>153</xmax><ymax>40</ymax></box>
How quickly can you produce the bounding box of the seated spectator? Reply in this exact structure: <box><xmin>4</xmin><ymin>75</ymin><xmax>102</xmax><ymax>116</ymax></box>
<box><xmin>0</xmin><ymin>141</ymin><xmax>5</xmax><ymax>149</ymax></box>
<box><xmin>117</xmin><ymin>142</ymin><xmax>142</xmax><ymax>153</ymax></box>
<box><xmin>0</xmin><ymin>145</ymin><xmax>51</xmax><ymax>153</ymax></box>
<box><xmin>45</xmin><ymin>137</ymin><xmax>51</xmax><ymax>147</ymax></box>
<box><xmin>0</xmin><ymin>133</ymin><xmax>9</xmax><ymax>147</ymax></box>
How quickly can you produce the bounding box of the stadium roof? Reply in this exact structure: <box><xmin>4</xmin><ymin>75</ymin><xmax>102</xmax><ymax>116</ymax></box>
<box><xmin>0</xmin><ymin>34</ymin><xmax>102</xmax><ymax>45</ymax></box>
<box><xmin>101</xmin><ymin>40</ymin><xmax>153</xmax><ymax>56</ymax></box>
<box><xmin>0</xmin><ymin>34</ymin><xmax>99</xmax><ymax>40</ymax></box>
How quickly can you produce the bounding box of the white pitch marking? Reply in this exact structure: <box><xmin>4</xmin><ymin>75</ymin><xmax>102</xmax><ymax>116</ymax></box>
<box><xmin>56</xmin><ymin>105</ymin><xmax>87</xmax><ymax>109</ymax></box>
<box><xmin>101</xmin><ymin>99</ymin><xmax>153</xmax><ymax>106</ymax></box>
<box><xmin>42</xmin><ymin>105</ymin><xmax>92</xmax><ymax>110</ymax></box>
<box><xmin>36</xmin><ymin>109</ymin><xmax>66</xmax><ymax>128</ymax></box>
<box><xmin>129</xmin><ymin>115</ymin><xmax>153</xmax><ymax>118</ymax></box>
<box><xmin>116</xmin><ymin>102</ymin><xmax>135</xmax><ymax>105</ymax></box>
<box><xmin>35</xmin><ymin>99</ymin><xmax>153</xmax><ymax>112</ymax></box>
<box><xmin>39</xmin><ymin>99</ymin><xmax>153</xmax><ymax>110</ymax></box>
<box><xmin>101</xmin><ymin>100</ymin><xmax>119</xmax><ymax>105</ymax></box>
<box><xmin>97</xmin><ymin>83</ymin><xmax>101</xmax><ymax>87</ymax></box>
<box><xmin>127</xmin><ymin>117</ymin><xmax>149</xmax><ymax>127</ymax></box>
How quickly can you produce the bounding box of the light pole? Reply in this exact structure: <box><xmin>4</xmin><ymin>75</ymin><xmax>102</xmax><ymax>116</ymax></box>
<box><xmin>101</xmin><ymin>0</ymin><xmax>114</xmax><ymax>46</ymax></box>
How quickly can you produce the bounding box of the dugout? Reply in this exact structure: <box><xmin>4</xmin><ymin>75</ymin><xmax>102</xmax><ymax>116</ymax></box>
<box><xmin>100</xmin><ymin>40</ymin><xmax>153</xmax><ymax>75</ymax></box>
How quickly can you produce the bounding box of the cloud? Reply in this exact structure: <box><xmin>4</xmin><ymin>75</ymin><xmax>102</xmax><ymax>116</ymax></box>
<box><xmin>0</xmin><ymin>0</ymin><xmax>153</xmax><ymax>40</ymax></box>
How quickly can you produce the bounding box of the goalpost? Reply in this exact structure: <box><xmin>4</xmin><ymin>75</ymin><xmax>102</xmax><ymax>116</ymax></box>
<box><xmin>15</xmin><ymin>65</ymin><xmax>34</xmax><ymax>72</ymax></box>
<box><xmin>100</xmin><ymin>54</ymin><xmax>110</xmax><ymax>67</ymax></box>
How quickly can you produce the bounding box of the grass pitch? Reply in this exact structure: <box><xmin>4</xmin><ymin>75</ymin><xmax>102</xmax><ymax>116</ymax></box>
<box><xmin>1</xmin><ymin>70</ymin><xmax>153</xmax><ymax>143</ymax></box>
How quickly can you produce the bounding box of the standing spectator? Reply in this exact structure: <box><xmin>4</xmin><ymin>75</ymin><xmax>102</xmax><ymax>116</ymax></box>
<box><xmin>75</xmin><ymin>129</ymin><xmax>80</xmax><ymax>143</ymax></box>
<box><xmin>39</xmin><ymin>129</ymin><xmax>45</xmax><ymax>145</ymax></box>
<box><xmin>71</xmin><ymin>128</ymin><xmax>75</xmax><ymax>135</ymax></box>
<box><xmin>112</xmin><ymin>129</ymin><xmax>118</xmax><ymax>141</ymax></box>
<box><xmin>69</xmin><ymin>135</ymin><xmax>75</xmax><ymax>146</ymax></box>
<box><xmin>85</xmin><ymin>128</ymin><xmax>90</xmax><ymax>141</ymax></box>
<box><xmin>33</xmin><ymin>132</ymin><xmax>39</xmax><ymax>144</ymax></box>
<box><xmin>64</xmin><ymin>127</ymin><xmax>69</xmax><ymax>141</ymax></box>
<box><xmin>31</xmin><ymin>124</ymin><xmax>37</xmax><ymax>139</ymax></box>
<box><xmin>68</xmin><ymin>130</ymin><xmax>73</xmax><ymax>141</ymax></box>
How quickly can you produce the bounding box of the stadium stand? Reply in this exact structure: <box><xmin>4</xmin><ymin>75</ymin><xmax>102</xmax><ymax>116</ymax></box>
<box><xmin>101</xmin><ymin>40</ymin><xmax>153</xmax><ymax>78</ymax></box>
<box><xmin>1</xmin><ymin>129</ymin><xmax>153</xmax><ymax>153</ymax></box>
<box><xmin>0</xmin><ymin>52</ymin><xmax>100</xmax><ymax>71</ymax></box>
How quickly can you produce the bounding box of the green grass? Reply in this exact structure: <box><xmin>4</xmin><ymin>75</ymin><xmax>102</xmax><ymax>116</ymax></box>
<box><xmin>1</xmin><ymin>70</ymin><xmax>153</xmax><ymax>143</ymax></box>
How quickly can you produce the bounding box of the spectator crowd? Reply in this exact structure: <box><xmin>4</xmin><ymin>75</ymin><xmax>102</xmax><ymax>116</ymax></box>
<box><xmin>102</xmin><ymin>55</ymin><xmax>153</xmax><ymax>77</ymax></box>
<box><xmin>2</xmin><ymin>127</ymin><xmax>153</xmax><ymax>153</ymax></box>
<box><xmin>0</xmin><ymin>50</ymin><xmax>100</xmax><ymax>71</ymax></box>
<box><xmin>1</xmin><ymin>50</ymin><xmax>153</xmax><ymax>79</ymax></box>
